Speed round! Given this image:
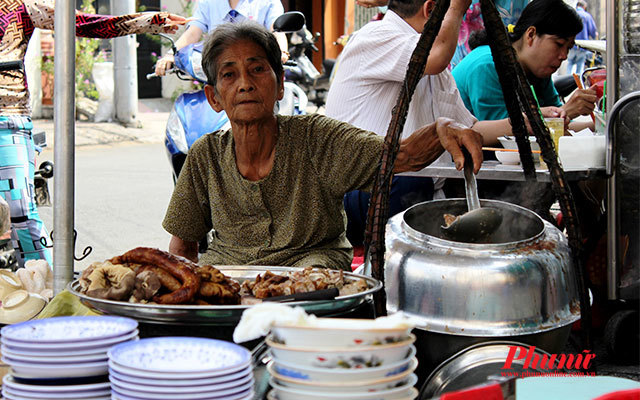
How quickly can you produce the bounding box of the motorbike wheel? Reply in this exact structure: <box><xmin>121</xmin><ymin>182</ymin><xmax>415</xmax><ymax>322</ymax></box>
<box><xmin>34</xmin><ymin>177</ymin><xmax>51</xmax><ymax>207</ymax></box>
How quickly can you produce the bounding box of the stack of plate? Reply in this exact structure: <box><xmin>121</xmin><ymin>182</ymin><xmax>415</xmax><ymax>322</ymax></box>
<box><xmin>266</xmin><ymin>318</ymin><xmax>419</xmax><ymax>400</ymax></box>
<box><xmin>108</xmin><ymin>337</ymin><xmax>254</xmax><ymax>400</ymax></box>
<box><xmin>0</xmin><ymin>316</ymin><xmax>139</xmax><ymax>400</ymax></box>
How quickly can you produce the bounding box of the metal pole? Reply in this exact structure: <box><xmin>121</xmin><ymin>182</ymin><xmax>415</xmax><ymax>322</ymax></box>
<box><xmin>53</xmin><ymin>0</ymin><xmax>76</xmax><ymax>294</ymax></box>
<box><xmin>605</xmin><ymin>0</ymin><xmax>620</xmax><ymax>300</ymax></box>
<box><xmin>111</xmin><ymin>0</ymin><xmax>139</xmax><ymax>126</ymax></box>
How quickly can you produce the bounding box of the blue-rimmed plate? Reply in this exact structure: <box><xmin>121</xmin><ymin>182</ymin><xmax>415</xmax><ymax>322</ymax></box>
<box><xmin>3</xmin><ymin>374</ymin><xmax>110</xmax><ymax>393</ymax></box>
<box><xmin>2</xmin><ymin>330</ymin><xmax>138</xmax><ymax>351</ymax></box>
<box><xmin>108</xmin><ymin>364</ymin><xmax>252</xmax><ymax>386</ymax></box>
<box><xmin>108</xmin><ymin>337</ymin><xmax>250</xmax><ymax>375</ymax></box>
<box><xmin>0</xmin><ymin>316</ymin><xmax>137</xmax><ymax>343</ymax></box>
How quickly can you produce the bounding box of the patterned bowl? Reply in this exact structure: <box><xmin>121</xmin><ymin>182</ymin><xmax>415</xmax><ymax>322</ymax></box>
<box><xmin>266</xmin><ymin>335</ymin><xmax>415</xmax><ymax>369</ymax></box>
<box><xmin>271</xmin><ymin>348</ymin><xmax>417</xmax><ymax>383</ymax></box>
<box><xmin>269</xmin><ymin>377</ymin><xmax>419</xmax><ymax>400</ymax></box>
<box><xmin>272</xmin><ymin>371</ymin><xmax>418</xmax><ymax>394</ymax></box>
<box><xmin>271</xmin><ymin>317</ymin><xmax>412</xmax><ymax>348</ymax></box>
<box><xmin>269</xmin><ymin>360</ymin><xmax>417</xmax><ymax>391</ymax></box>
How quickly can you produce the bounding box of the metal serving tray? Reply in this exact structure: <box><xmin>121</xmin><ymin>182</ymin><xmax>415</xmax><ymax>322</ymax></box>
<box><xmin>68</xmin><ymin>266</ymin><xmax>381</xmax><ymax>325</ymax></box>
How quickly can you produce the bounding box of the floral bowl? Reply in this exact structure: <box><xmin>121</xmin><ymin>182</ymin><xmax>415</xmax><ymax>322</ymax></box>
<box><xmin>271</xmin><ymin>317</ymin><xmax>413</xmax><ymax>348</ymax></box>
<box><xmin>272</xmin><ymin>371</ymin><xmax>418</xmax><ymax>393</ymax></box>
<box><xmin>271</xmin><ymin>348</ymin><xmax>416</xmax><ymax>383</ymax></box>
<box><xmin>268</xmin><ymin>359</ymin><xmax>417</xmax><ymax>391</ymax></box>
<box><xmin>266</xmin><ymin>334</ymin><xmax>415</xmax><ymax>369</ymax></box>
<box><xmin>269</xmin><ymin>377</ymin><xmax>418</xmax><ymax>400</ymax></box>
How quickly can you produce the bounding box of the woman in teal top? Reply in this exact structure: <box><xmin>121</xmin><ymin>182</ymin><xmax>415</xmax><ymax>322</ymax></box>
<box><xmin>452</xmin><ymin>0</ymin><xmax>596</xmax><ymax>145</ymax></box>
<box><xmin>453</xmin><ymin>44</ymin><xmax>562</xmax><ymax>121</ymax></box>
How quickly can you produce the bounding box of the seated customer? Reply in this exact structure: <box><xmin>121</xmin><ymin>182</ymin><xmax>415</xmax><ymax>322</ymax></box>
<box><xmin>451</xmin><ymin>0</ymin><xmax>597</xmax><ymax>223</ymax></box>
<box><xmin>162</xmin><ymin>21</ymin><xmax>483</xmax><ymax>271</ymax></box>
<box><xmin>452</xmin><ymin>0</ymin><xmax>596</xmax><ymax>142</ymax></box>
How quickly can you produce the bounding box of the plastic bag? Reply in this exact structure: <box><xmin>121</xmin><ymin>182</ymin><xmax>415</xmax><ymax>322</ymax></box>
<box><xmin>92</xmin><ymin>62</ymin><xmax>115</xmax><ymax>122</ymax></box>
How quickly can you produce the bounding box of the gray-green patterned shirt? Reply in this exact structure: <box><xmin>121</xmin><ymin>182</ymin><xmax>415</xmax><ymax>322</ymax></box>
<box><xmin>163</xmin><ymin>114</ymin><xmax>384</xmax><ymax>270</ymax></box>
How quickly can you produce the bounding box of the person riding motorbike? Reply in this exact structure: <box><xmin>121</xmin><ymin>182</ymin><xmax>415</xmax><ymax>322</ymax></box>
<box><xmin>154</xmin><ymin>0</ymin><xmax>289</xmax><ymax>77</ymax></box>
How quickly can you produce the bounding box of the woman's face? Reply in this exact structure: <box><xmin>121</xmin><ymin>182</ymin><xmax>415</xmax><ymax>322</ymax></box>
<box><xmin>521</xmin><ymin>29</ymin><xmax>575</xmax><ymax>79</ymax></box>
<box><xmin>205</xmin><ymin>39</ymin><xmax>284</xmax><ymax>124</ymax></box>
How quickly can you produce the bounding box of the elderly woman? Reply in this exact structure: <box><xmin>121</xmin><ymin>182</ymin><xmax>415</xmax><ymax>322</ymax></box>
<box><xmin>162</xmin><ymin>22</ymin><xmax>483</xmax><ymax>271</ymax></box>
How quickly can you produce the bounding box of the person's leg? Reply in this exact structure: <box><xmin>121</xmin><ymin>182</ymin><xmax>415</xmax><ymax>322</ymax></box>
<box><xmin>343</xmin><ymin>176</ymin><xmax>434</xmax><ymax>247</ymax></box>
<box><xmin>574</xmin><ymin>50</ymin><xmax>588</xmax><ymax>76</ymax></box>
<box><xmin>0</xmin><ymin>116</ymin><xmax>51</xmax><ymax>266</ymax></box>
<box><xmin>388</xmin><ymin>176</ymin><xmax>434</xmax><ymax>217</ymax></box>
<box><xmin>343</xmin><ymin>190</ymin><xmax>371</xmax><ymax>247</ymax></box>
<box><xmin>566</xmin><ymin>48</ymin><xmax>579</xmax><ymax>75</ymax></box>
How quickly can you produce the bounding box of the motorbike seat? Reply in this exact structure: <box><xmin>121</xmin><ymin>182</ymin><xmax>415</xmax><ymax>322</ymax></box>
<box><xmin>322</xmin><ymin>59</ymin><xmax>336</xmax><ymax>77</ymax></box>
<box><xmin>553</xmin><ymin>74</ymin><xmax>578</xmax><ymax>99</ymax></box>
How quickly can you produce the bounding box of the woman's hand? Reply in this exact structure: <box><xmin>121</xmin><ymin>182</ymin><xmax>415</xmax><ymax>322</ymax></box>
<box><xmin>540</xmin><ymin>106</ymin><xmax>569</xmax><ymax>128</ymax></box>
<box><xmin>162</xmin><ymin>14</ymin><xmax>188</xmax><ymax>34</ymax></box>
<box><xmin>356</xmin><ymin>0</ymin><xmax>388</xmax><ymax>8</ymax></box>
<box><xmin>395</xmin><ymin>118</ymin><xmax>483</xmax><ymax>174</ymax></box>
<box><xmin>435</xmin><ymin>118</ymin><xmax>483</xmax><ymax>173</ymax></box>
<box><xmin>561</xmin><ymin>84</ymin><xmax>597</xmax><ymax>119</ymax></box>
<box><xmin>155</xmin><ymin>54</ymin><xmax>175</xmax><ymax>77</ymax></box>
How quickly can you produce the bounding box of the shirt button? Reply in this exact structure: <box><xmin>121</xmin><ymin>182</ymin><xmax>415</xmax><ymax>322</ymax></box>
<box><xmin>262</xmin><ymin>211</ymin><xmax>269</xmax><ymax>218</ymax></box>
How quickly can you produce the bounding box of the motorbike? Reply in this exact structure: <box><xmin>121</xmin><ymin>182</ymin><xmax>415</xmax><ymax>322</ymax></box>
<box><xmin>148</xmin><ymin>12</ymin><xmax>308</xmax><ymax>183</ymax></box>
<box><xmin>0</xmin><ymin>61</ymin><xmax>54</xmax><ymax>269</ymax></box>
<box><xmin>286</xmin><ymin>28</ymin><xmax>335</xmax><ymax>110</ymax></box>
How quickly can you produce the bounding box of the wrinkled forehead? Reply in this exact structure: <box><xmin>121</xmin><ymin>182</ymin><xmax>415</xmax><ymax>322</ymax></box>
<box><xmin>215</xmin><ymin>39</ymin><xmax>269</xmax><ymax>68</ymax></box>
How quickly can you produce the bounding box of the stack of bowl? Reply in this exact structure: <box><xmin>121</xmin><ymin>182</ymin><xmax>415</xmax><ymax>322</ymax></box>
<box><xmin>108</xmin><ymin>337</ymin><xmax>254</xmax><ymax>400</ymax></box>
<box><xmin>0</xmin><ymin>316</ymin><xmax>139</xmax><ymax>400</ymax></box>
<box><xmin>266</xmin><ymin>318</ymin><xmax>419</xmax><ymax>400</ymax></box>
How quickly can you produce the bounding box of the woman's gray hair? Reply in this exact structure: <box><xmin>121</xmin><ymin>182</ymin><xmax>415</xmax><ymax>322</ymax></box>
<box><xmin>201</xmin><ymin>21</ymin><xmax>284</xmax><ymax>88</ymax></box>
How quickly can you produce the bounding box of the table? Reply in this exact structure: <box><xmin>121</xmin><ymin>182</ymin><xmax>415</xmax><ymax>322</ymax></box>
<box><xmin>400</xmin><ymin>161</ymin><xmax>607</xmax><ymax>182</ymax></box>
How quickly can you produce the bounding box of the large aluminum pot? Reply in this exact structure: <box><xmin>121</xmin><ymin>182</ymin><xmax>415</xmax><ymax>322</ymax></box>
<box><xmin>384</xmin><ymin>199</ymin><xmax>580</xmax><ymax>378</ymax></box>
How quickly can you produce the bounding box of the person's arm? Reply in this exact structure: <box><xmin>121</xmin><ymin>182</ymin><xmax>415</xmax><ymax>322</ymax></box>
<box><xmin>169</xmin><ymin>236</ymin><xmax>198</xmax><ymax>263</ymax></box>
<box><xmin>395</xmin><ymin>117</ymin><xmax>484</xmax><ymax>174</ymax></box>
<box><xmin>155</xmin><ymin>25</ymin><xmax>204</xmax><ymax>76</ymax></box>
<box><xmin>472</xmin><ymin>106</ymin><xmax>567</xmax><ymax>145</ymax></box>
<box><xmin>356</xmin><ymin>0</ymin><xmax>388</xmax><ymax>7</ymax></box>
<box><xmin>424</xmin><ymin>0</ymin><xmax>472</xmax><ymax>75</ymax></box>
<box><xmin>274</xmin><ymin>32</ymin><xmax>290</xmax><ymax>63</ymax></box>
<box><xmin>25</xmin><ymin>0</ymin><xmax>185</xmax><ymax>35</ymax></box>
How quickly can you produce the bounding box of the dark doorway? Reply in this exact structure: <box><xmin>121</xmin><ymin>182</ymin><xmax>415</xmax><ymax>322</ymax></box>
<box><xmin>136</xmin><ymin>0</ymin><xmax>162</xmax><ymax>98</ymax></box>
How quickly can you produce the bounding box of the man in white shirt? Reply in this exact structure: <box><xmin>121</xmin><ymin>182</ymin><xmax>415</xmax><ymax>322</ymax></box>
<box><xmin>326</xmin><ymin>0</ymin><xmax>480</xmax><ymax>246</ymax></box>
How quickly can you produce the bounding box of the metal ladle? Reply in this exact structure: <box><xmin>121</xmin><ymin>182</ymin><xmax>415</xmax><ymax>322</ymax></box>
<box><xmin>441</xmin><ymin>151</ymin><xmax>503</xmax><ymax>242</ymax></box>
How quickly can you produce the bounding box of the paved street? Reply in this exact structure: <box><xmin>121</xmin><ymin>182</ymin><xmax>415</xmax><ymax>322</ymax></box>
<box><xmin>33</xmin><ymin>99</ymin><xmax>175</xmax><ymax>271</ymax></box>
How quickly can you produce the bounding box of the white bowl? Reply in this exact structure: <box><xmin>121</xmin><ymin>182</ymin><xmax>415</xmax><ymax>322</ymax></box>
<box><xmin>271</xmin><ymin>349</ymin><xmax>417</xmax><ymax>383</ymax></box>
<box><xmin>267</xmin><ymin>335</ymin><xmax>415</xmax><ymax>369</ymax></box>
<box><xmin>267</xmin><ymin>388</ymin><xmax>419</xmax><ymax>400</ymax></box>
<box><xmin>494</xmin><ymin>151</ymin><xmax>521</xmax><ymax>165</ymax></box>
<box><xmin>269</xmin><ymin>361</ymin><xmax>417</xmax><ymax>392</ymax></box>
<box><xmin>0</xmin><ymin>291</ymin><xmax>46</xmax><ymax>325</ymax></box>
<box><xmin>0</xmin><ymin>270</ymin><xmax>24</xmax><ymax>301</ymax></box>
<box><xmin>271</xmin><ymin>317</ymin><xmax>412</xmax><ymax>348</ymax></box>
<box><xmin>269</xmin><ymin>377</ymin><xmax>418</xmax><ymax>400</ymax></box>
<box><xmin>497</xmin><ymin>136</ymin><xmax>540</xmax><ymax>152</ymax></box>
